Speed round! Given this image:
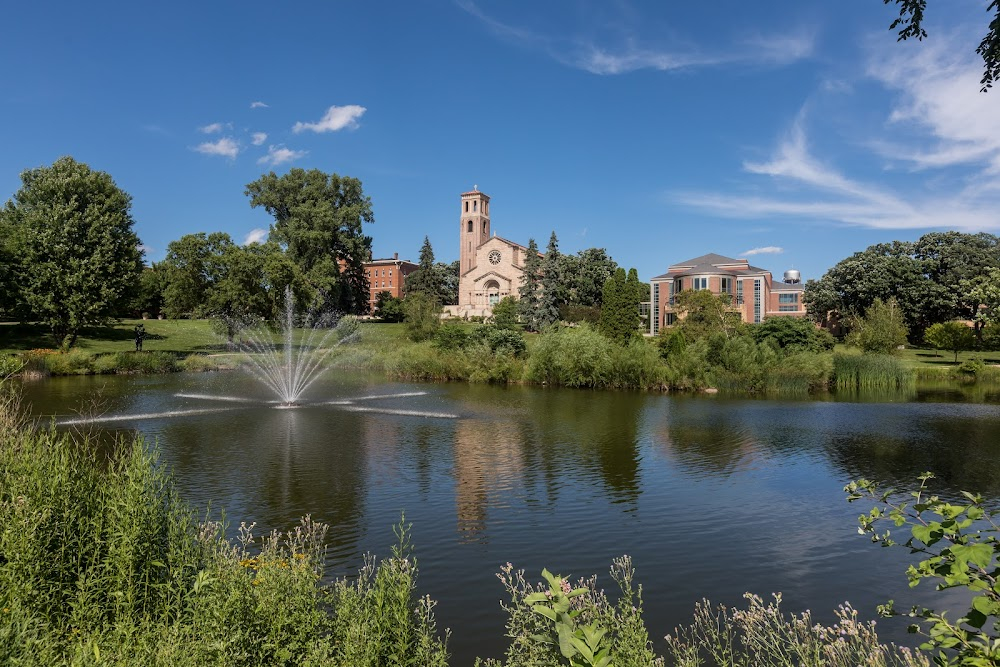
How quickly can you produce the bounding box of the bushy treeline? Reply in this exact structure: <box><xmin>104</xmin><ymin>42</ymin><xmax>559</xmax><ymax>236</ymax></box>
<box><xmin>0</xmin><ymin>388</ymin><xmax>932</xmax><ymax>666</ymax></box>
<box><xmin>0</xmin><ymin>158</ymin><xmax>376</xmax><ymax>350</ymax></box>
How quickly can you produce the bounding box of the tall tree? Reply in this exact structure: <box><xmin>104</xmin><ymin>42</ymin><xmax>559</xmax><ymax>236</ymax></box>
<box><xmin>537</xmin><ymin>232</ymin><xmax>562</xmax><ymax>328</ymax></box>
<box><xmin>673</xmin><ymin>289</ymin><xmax>744</xmax><ymax>342</ymax></box>
<box><xmin>924</xmin><ymin>321</ymin><xmax>975</xmax><ymax>362</ymax></box>
<box><xmin>518</xmin><ymin>238</ymin><xmax>543</xmax><ymax>331</ymax></box>
<box><xmin>404</xmin><ymin>236</ymin><xmax>444</xmax><ymax>301</ymax></box>
<box><xmin>846</xmin><ymin>297</ymin><xmax>909</xmax><ymax>354</ymax></box>
<box><xmin>1</xmin><ymin>157</ymin><xmax>143</xmax><ymax>348</ymax></box>
<box><xmin>161</xmin><ymin>232</ymin><xmax>235</xmax><ymax>319</ymax></box>
<box><xmin>245</xmin><ymin>169</ymin><xmax>373</xmax><ymax>314</ymax></box>
<box><xmin>559</xmin><ymin>248</ymin><xmax>619</xmax><ymax>308</ymax></box>
<box><xmin>599</xmin><ymin>267</ymin><xmax>641</xmax><ymax>345</ymax></box>
<box><xmin>437</xmin><ymin>260</ymin><xmax>460</xmax><ymax>306</ymax></box>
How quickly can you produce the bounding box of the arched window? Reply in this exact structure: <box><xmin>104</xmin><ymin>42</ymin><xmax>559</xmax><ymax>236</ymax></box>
<box><xmin>473</xmin><ymin>200</ymin><xmax>478</xmax><ymax>212</ymax></box>
<box><xmin>484</xmin><ymin>279</ymin><xmax>501</xmax><ymax>305</ymax></box>
<box><xmin>465</xmin><ymin>201</ymin><xmax>469</xmax><ymax>212</ymax></box>
<box><xmin>467</xmin><ymin>220</ymin><xmax>472</xmax><ymax>233</ymax></box>
<box><xmin>482</xmin><ymin>220</ymin><xmax>488</xmax><ymax>234</ymax></box>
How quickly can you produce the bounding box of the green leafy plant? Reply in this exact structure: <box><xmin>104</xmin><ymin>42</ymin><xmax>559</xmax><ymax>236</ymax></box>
<box><xmin>846</xmin><ymin>473</ymin><xmax>1000</xmax><ymax>666</ymax></box>
<box><xmin>525</xmin><ymin>569</ymin><xmax>611</xmax><ymax>667</ymax></box>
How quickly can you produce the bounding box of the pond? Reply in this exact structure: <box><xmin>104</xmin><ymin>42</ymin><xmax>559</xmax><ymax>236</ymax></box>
<box><xmin>18</xmin><ymin>371</ymin><xmax>1000</xmax><ymax>664</ymax></box>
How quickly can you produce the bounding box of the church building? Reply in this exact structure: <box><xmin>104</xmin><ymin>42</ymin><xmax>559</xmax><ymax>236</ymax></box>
<box><xmin>444</xmin><ymin>188</ymin><xmax>538</xmax><ymax>318</ymax></box>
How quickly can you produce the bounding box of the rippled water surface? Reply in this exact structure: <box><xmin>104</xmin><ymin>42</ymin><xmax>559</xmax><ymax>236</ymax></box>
<box><xmin>20</xmin><ymin>372</ymin><xmax>1000</xmax><ymax>665</ymax></box>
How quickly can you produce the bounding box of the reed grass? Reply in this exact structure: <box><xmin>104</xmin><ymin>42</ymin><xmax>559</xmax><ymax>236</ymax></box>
<box><xmin>833</xmin><ymin>352</ymin><xmax>914</xmax><ymax>391</ymax></box>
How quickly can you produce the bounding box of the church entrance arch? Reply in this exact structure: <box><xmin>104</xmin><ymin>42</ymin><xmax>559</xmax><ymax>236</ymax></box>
<box><xmin>484</xmin><ymin>279</ymin><xmax>501</xmax><ymax>305</ymax></box>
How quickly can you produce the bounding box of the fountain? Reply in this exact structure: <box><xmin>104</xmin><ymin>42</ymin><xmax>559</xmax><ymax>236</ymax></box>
<box><xmin>57</xmin><ymin>288</ymin><xmax>459</xmax><ymax>426</ymax></box>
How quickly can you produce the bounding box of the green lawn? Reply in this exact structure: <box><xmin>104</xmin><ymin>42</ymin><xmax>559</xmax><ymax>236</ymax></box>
<box><xmin>0</xmin><ymin>319</ymin><xmax>223</xmax><ymax>355</ymax></box>
<box><xmin>896</xmin><ymin>345</ymin><xmax>1000</xmax><ymax>368</ymax></box>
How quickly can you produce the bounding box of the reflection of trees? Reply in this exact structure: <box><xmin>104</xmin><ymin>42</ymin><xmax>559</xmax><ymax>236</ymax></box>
<box><xmin>452</xmin><ymin>420</ymin><xmax>523</xmax><ymax>542</ymax></box>
<box><xmin>656</xmin><ymin>398</ymin><xmax>760</xmax><ymax>478</ymax></box>
<box><xmin>825</xmin><ymin>415</ymin><xmax>1000</xmax><ymax>500</ymax></box>
<box><xmin>519</xmin><ymin>389</ymin><xmax>646</xmax><ymax>505</ymax></box>
<box><xmin>158</xmin><ymin>407</ymin><xmax>368</xmax><ymax>560</ymax></box>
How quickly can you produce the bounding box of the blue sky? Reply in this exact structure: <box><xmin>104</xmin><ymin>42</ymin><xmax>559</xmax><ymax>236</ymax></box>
<box><xmin>3</xmin><ymin>1</ymin><xmax>1000</xmax><ymax>283</ymax></box>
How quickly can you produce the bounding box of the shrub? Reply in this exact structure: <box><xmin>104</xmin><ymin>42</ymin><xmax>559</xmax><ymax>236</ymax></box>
<box><xmin>958</xmin><ymin>357</ymin><xmax>987</xmax><ymax>376</ymax></box>
<box><xmin>752</xmin><ymin>316</ymin><xmax>835</xmax><ymax>353</ymax></box>
<box><xmin>833</xmin><ymin>351</ymin><xmax>914</xmax><ymax>390</ymax></box>
<box><xmin>0</xmin><ymin>354</ymin><xmax>23</xmax><ymax>378</ymax></box>
<box><xmin>404</xmin><ymin>293</ymin><xmax>441</xmax><ymax>342</ymax></box>
<box><xmin>526</xmin><ymin>325</ymin><xmax>612</xmax><ymax>388</ymax></box>
<box><xmin>474</xmin><ymin>325</ymin><xmax>527</xmax><ymax>357</ymax></box>
<box><xmin>490</xmin><ymin>296</ymin><xmax>521</xmax><ymax>330</ymax></box>
<box><xmin>433</xmin><ymin>324</ymin><xmax>470</xmax><ymax>351</ymax></box>
<box><xmin>846</xmin><ymin>298</ymin><xmax>908</xmax><ymax>355</ymax></box>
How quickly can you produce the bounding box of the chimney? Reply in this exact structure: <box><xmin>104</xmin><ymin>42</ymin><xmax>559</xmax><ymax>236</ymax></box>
<box><xmin>393</xmin><ymin>252</ymin><xmax>398</xmax><ymax>260</ymax></box>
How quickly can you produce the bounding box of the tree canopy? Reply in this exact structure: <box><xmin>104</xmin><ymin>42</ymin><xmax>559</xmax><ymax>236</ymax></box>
<box><xmin>672</xmin><ymin>289</ymin><xmax>744</xmax><ymax>342</ymax></box>
<box><xmin>803</xmin><ymin>232</ymin><xmax>1000</xmax><ymax>339</ymax></box>
<box><xmin>883</xmin><ymin>0</ymin><xmax>1000</xmax><ymax>91</ymax></box>
<box><xmin>1</xmin><ymin>157</ymin><xmax>144</xmax><ymax>348</ymax></box>
<box><xmin>245</xmin><ymin>169</ymin><xmax>373</xmax><ymax>314</ymax></box>
<box><xmin>599</xmin><ymin>267</ymin><xmax>642</xmax><ymax>345</ymax></box>
<box><xmin>518</xmin><ymin>238</ymin><xmax>543</xmax><ymax>331</ymax></box>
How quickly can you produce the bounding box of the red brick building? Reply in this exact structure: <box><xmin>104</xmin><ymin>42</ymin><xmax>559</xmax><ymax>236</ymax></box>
<box><xmin>649</xmin><ymin>253</ymin><xmax>806</xmax><ymax>335</ymax></box>
<box><xmin>363</xmin><ymin>253</ymin><xmax>418</xmax><ymax>314</ymax></box>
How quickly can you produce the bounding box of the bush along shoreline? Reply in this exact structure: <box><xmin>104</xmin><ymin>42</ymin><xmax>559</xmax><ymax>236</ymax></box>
<box><xmin>5</xmin><ymin>318</ymin><xmax>1000</xmax><ymax>397</ymax></box>
<box><xmin>0</xmin><ymin>385</ymin><xmax>954</xmax><ymax>666</ymax></box>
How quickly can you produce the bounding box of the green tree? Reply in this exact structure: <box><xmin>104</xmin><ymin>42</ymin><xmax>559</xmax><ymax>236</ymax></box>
<box><xmin>132</xmin><ymin>263</ymin><xmax>169</xmax><ymax>318</ymax></box>
<box><xmin>883</xmin><ymin>0</ymin><xmax>1000</xmax><ymax>91</ymax></box>
<box><xmin>161</xmin><ymin>232</ymin><xmax>236</xmax><ymax>319</ymax></box>
<box><xmin>437</xmin><ymin>260</ymin><xmax>460</xmax><ymax>306</ymax></box>
<box><xmin>1</xmin><ymin>157</ymin><xmax>143</xmax><ymax>348</ymax></box>
<box><xmin>518</xmin><ymin>238</ymin><xmax>543</xmax><ymax>331</ymax></box>
<box><xmin>751</xmin><ymin>316</ymin><xmax>835</xmax><ymax>353</ymax></box>
<box><xmin>559</xmin><ymin>248</ymin><xmax>619</xmax><ymax>308</ymax></box>
<box><xmin>924</xmin><ymin>321</ymin><xmax>975</xmax><ymax>362</ymax></box>
<box><xmin>846</xmin><ymin>297</ymin><xmax>909</xmax><ymax>354</ymax></box>
<box><xmin>245</xmin><ymin>168</ymin><xmax>373</xmax><ymax>314</ymax></box>
<box><xmin>374</xmin><ymin>291</ymin><xmax>404</xmax><ymax>322</ymax></box>
<box><xmin>962</xmin><ymin>266</ymin><xmax>1000</xmax><ymax>335</ymax></box>
<box><xmin>490</xmin><ymin>296</ymin><xmax>520</xmax><ymax>330</ymax></box>
<box><xmin>537</xmin><ymin>232</ymin><xmax>562</xmax><ymax>328</ymax></box>
<box><xmin>403</xmin><ymin>291</ymin><xmax>441</xmax><ymax>342</ymax></box>
<box><xmin>673</xmin><ymin>289</ymin><xmax>744</xmax><ymax>342</ymax></box>
<box><xmin>405</xmin><ymin>236</ymin><xmax>444</xmax><ymax>302</ymax></box>
<box><xmin>599</xmin><ymin>268</ymin><xmax>641</xmax><ymax>345</ymax></box>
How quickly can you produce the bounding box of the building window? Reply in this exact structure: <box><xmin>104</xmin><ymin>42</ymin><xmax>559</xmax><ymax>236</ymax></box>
<box><xmin>753</xmin><ymin>279</ymin><xmax>762</xmax><ymax>323</ymax></box>
<box><xmin>721</xmin><ymin>277</ymin><xmax>733</xmax><ymax>294</ymax></box>
<box><xmin>778</xmin><ymin>293</ymin><xmax>798</xmax><ymax>303</ymax></box>
<box><xmin>389</xmin><ymin>269</ymin><xmax>392</xmax><ymax>276</ymax></box>
<box><xmin>465</xmin><ymin>201</ymin><xmax>469</xmax><ymax>212</ymax></box>
<box><xmin>736</xmin><ymin>280</ymin><xmax>743</xmax><ymax>305</ymax></box>
<box><xmin>674</xmin><ymin>278</ymin><xmax>683</xmax><ymax>295</ymax></box>
<box><xmin>778</xmin><ymin>305</ymin><xmax>798</xmax><ymax>311</ymax></box>
<box><xmin>693</xmin><ymin>277</ymin><xmax>708</xmax><ymax>290</ymax></box>
<box><xmin>473</xmin><ymin>200</ymin><xmax>478</xmax><ymax>212</ymax></box>
<box><xmin>652</xmin><ymin>283</ymin><xmax>660</xmax><ymax>334</ymax></box>
<box><xmin>665</xmin><ymin>313</ymin><xmax>676</xmax><ymax>326</ymax></box>
<box><xmin>467</xmin><ymin>220</ymin><xmax>472</xmax><ymax>232</ymax></box>
<box><xmin>482</xmin><ymin>220</ymin><xmax>488</xmax><ymax>234</ymax></box>
<box><xmin>484</xmin><ymin>279</ymin><xmax>500</xmax><ymax>305</ymax></box>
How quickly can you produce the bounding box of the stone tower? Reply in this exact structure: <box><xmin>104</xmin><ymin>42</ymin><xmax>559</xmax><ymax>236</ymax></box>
<box><xmin>459</xmin><ymin>187</ymin><xmax>490</xmax><ymax>275</ymax></box>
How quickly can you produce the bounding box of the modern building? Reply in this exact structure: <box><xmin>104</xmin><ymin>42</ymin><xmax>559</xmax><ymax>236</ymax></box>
<box><xmin>444</xmin><ymin>187</ymin><xmax>539</xmax><ymax>318</ymax></box>
<box><xmin>649</xmin><ymin>253</ymin><xmax>806</xmax><ymax>335</ymax></box>
<box><xmin>363</xmin><ymin>253</ymin><xmax>418</xmax><ymax>314</ymax></box>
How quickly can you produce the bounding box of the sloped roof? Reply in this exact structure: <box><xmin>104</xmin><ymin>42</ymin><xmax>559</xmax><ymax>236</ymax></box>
<box><xmin>670</xmin><ymin>253</ymin><xmax>745</xmax><ymax>268</ymax></box>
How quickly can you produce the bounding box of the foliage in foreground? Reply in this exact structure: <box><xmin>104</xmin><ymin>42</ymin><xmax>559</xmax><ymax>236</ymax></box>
<box><xmin>847</xmin><ymin>473</ymin><xmax>1000</xmax><ymax>666</ymax></box>
<box><xmin>0</xmin><ymin>390</ymin><xmax>446</xmax><ymax>666</ymax></box>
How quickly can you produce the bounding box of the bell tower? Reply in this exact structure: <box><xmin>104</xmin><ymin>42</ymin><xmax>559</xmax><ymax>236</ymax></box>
<box><xmin>459</xmin><ymin>186</ymin><xmax>490</xmax><ymax>275</ymax></box>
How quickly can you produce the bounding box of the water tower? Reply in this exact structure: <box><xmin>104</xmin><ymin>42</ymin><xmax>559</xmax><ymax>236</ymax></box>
<box><xmin>783</xmin><ymin>269</ymin><xmax>801</xmax><ymax>284</ymax></box>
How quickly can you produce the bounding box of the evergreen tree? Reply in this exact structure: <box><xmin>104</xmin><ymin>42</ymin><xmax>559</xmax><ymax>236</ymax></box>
<box><xmin>599</xmin><ymin>268</ymin><xmax>641</xmax><ymax>344</ymax></box>
<box><xmin>405</xmin><ymin>236</ymin><xmax>445</xmax><ymax>302</ymax></box>
<box><xmin>518</xmin><ymin>238</ymin><xmax>542</xmax><ymax>330</ymax></box>
<box><xmin>537</xmin><ymin>232</ymin><xmax>562</xmax><ymax>328</ymax></box>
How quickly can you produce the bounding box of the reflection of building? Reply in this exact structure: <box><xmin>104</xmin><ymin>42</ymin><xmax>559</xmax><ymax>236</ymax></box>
<box><xmin>444</xmin><ymin>188</ymin><xmax>539</xmax><ymax>318</ymax></box>
<box><xmin>453</xmin><ymin>419</ymin><xmax>523</xmax><ymax>542</ymax></box>
<box><xmin>649</xmin><ymin>253</ymin><xmax>806</xmax><ymax>335</ymax></box>
<box><xmin>363</xmin><ymin>253</ymin><xmax>418</xmax><ymax>314</ymax></box>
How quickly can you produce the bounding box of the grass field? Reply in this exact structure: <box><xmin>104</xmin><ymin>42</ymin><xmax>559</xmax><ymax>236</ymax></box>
<box><xmin>0</xmin><ymin>319</ymin><xmax>221</xmax><ymax>355</ymax></box>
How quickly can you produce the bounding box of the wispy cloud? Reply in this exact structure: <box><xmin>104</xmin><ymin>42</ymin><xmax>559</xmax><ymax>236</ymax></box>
<box><xmin>243</xmin><ymin>228</ymin><xmax>268</xmax><ymax>245</ymax></box>
<box><xmin>257</xmin><ymin>145</ymin><xmax>307</xmax><ymax>166</ymax></box>
<box><xmin>250</xmin><ymin>101</ymin><xmax>269</xmax><ymax>109</ymax></box>
<box><xmin>199</xmin><ymin>122</ymin><xmax>224</xmax><ymax>134</ymax></box>
<box><xmin>193</xmin><ymin>137</ymin><xmax>240</xmax><ymax>159</ymax></box>
<box><xmin>675</xmin><ymin>32</ymin><xmax>1000</xmax><ymax>232</ymax></box>
<box><xmin>251</xmin><ymin>132</ymin><xmax>268</xmax><ymax>146</ymax></box>
<box><xmin>866</xmin><ymin>32</ymin><xmax>1000</xmax><ymax>172</ymax></box>
<box><xmin>456</xmin><ymin>1</ymin><xmax>813</xmax><ymax>75</ymax></box>
<box><xmin>742</xmin><ymin>246</ymin><xmax>784</xmax><ymax>256</ymax></box>
<box><xmin>292</xmin><ymin>105</ymin><xmax>366</xmax><ymax>133</ymax></box>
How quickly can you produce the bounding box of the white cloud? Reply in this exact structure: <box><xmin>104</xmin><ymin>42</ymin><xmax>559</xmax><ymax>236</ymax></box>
<box><xmin>742</xmin><ymin>246</ymin><xmax>784</xmax><ymax>256</ymax></box>
<box><xmin>251</xmin><ymin>132</ymin><xmax>268</xmax><ymax>146</ymax></box>
<box><xmin>243</xmin><ymin>228</ymin><xmax>268</xmax><ymax>245</ymax></box>
<box><xmin>866</xmin><ymin>32</ymin><xmax>1000</xmax><ymax>171</ymax></box>
<box><xmin>250</xmin><ymin>101</ymin><xmax>269</xmax><ymax>109</ymax></box>
<box><xmin>193</xmin><ymin>137</ymin><xmax>240</xmax><ymax>159</ymax></box>
<box><xmin>199</xmin><ymin>122</ymin><xmax>224</xmax><ymax>134</ymax></box>
<box><xmin>292</xmin><ymin>105</ymin><xmax>366</xmax><ymax>133</ymax></box>
<box><xmin>257</xmin><ymin>145</ymin><xmax>307</xmax><ymax>166</ymax></box>
<box><xmin>456</xmin><ymin>0</ymin><xmax>813</xmax><ymax>75</ymax></box>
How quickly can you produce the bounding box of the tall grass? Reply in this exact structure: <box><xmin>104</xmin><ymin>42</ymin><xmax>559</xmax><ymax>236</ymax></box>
<box><xmin>0</xmin><ymin>387</ymin><xmax>448</xmax><ymax>666</ymax></box>
<box><xmin>833</xmin><ymin>352</ymin><xmax>914</xmax><ymax>391</ymax></box>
